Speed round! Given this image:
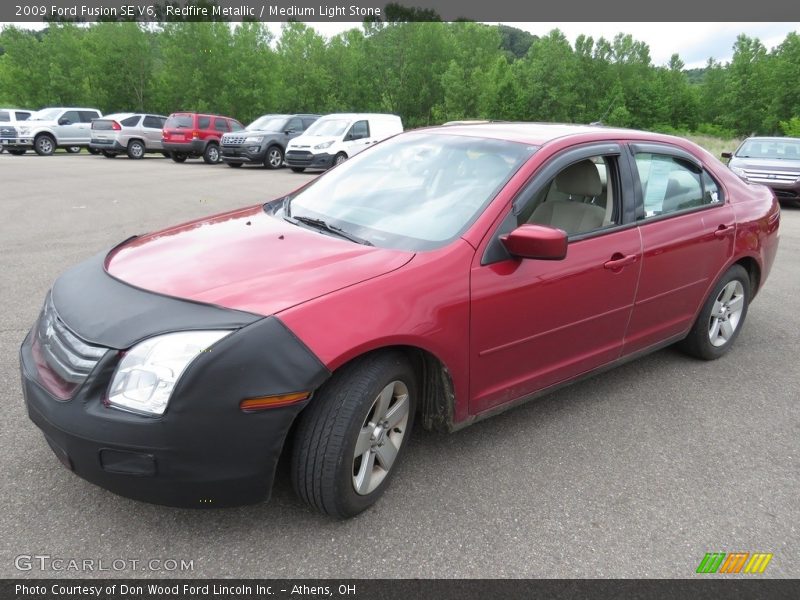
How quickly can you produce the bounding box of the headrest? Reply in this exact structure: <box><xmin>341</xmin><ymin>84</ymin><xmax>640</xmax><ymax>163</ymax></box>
<box><xmin>555</xmin><ymin>160</ymin><xmax>602</xmax><ymax>197</ymax></box>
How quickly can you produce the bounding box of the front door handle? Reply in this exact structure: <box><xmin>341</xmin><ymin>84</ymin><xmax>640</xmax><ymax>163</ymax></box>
<box><xmin>604</xmin><ymin>253</ymin><xmax>638</xmax><ymax>270</ymax></box>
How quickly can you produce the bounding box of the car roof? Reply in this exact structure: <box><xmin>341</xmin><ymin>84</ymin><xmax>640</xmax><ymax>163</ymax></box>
<box><xmin>420</xmin><ymin>122</ymin><xmax>690</xmax><ymax>147</ymax></box>
<box><xmin>742</xmin><ymin>136</ymin><xmax>800</xmax><ymax>142</ymax></box>
<box><xmin>100</xmin><ymin>113</ymin><xmax>137</xmax><ymax>120</ymax></box>
<box><xmin>317</xmin><ymin>113</ymin><xmax>398</xmax><ymax>120</ymax></box>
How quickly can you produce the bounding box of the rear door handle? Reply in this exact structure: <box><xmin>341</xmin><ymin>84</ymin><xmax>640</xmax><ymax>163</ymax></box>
<box><xmin>604</xmin><ymin>253</ymin><xmax>638</xmax><ymax>270</ymax></box>
<box><xmin>714</xmin><ymin>224</ymin><xmax>734</xmax><ymax>238</ymax></box>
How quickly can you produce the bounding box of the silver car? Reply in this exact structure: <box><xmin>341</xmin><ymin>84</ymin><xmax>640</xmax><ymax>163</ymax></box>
<box><xmin>90</xmin><ymin>113</ymin><xmax>168</xmax><ymax>159</ymax></box>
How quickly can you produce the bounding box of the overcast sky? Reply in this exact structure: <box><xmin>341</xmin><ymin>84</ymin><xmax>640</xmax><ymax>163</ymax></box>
<box><xmin>295</xmin><ymin>21</ymin><xmax>800</xmax><ymax>69</ymax></box>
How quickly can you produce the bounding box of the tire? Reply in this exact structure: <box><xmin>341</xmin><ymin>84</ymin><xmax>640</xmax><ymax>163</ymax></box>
<box><xmin>66</xmin><ymin>146</ymin><xmax>81</xmax><ymax>154</ymax></box>
<box><xmin>34</xmin><ymin>134</ymin><xmax>56</xmax><ymax>156</ymax></box>
<box><xmin>264</xmin><ymin>145</ymin><xmax>284</xmax><ymax>169</ymax></box>
<box><xmin>87</xmin><ymin>147</ymin><xmax>100</xmax><ymax>155</ymax></box>
<box><xmin>171</xmin><ymin>152</ymin><xmax>187</xmax><ymax>163</ymax></box>
<box><xmin>161</xmin><ymin>152</ymin><xmax>171</xmax><ymax>158</ymax></box>
<box><xmin>227</xmin><ymin>162</ymin><xmax>243</xmax><ymax>168</ymax></box>
<box><xmin>102</xmin><ymin>151</ymin><xmax>117</xmax><ymax>159</ymax></box>
<box><xmin>127</xmin><ymin>139</ymin><xmax>145</xmax><ymax>160</ymax></box>
<box><xmin>290</xmin><ymin>167</ymin><xmax>306</xmax><ymax>173</ymax></box>
<box><xmin>679</xmin><ymin>264</ymin><xmax>750</xmax><ymax>360</ymax></box>
<box><xmin>0</xmin><ymin>146</ymin><xmax>4</xmax><ymax>153</ymax></box>
<box><xmin>333</xmin><ymin>152</ymin><xmax>347</xmax><ymax>167</ymax></box>
<box><xmin>202</xmin><ymin>143</ymin><xmax>220</xmax><ymax>164</ymax></box>
<box><xmin>7</xmin><ymin>148</ymin><xmax>26</xmax><ymax>156</ymax></box>
<box><xmin>291</xmin><ymin>351</ymin><xmax>416</xmax><ymax>518</ymax></box>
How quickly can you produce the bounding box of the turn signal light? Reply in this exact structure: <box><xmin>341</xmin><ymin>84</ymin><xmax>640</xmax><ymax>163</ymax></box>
<box><xmin>240</xmin><ymin>392</ymin><xmax>310</xmax><ymax>412</ymax></box>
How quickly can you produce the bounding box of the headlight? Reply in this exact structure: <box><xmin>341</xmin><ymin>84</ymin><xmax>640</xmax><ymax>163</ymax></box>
<box><xmin>730</xmin><ymin>166</ymin><xmax>747</xmax><ymax>179</ymax></box>
<box><xmin>244</xmin><ymin>135</ymin><xmax>263</xmax><ymax>143</ymax></box>
<box><xmin>314</xmin><ymin>141</ymin><xmax>334</xmax><ymax>150</ymax></box>
<box><xmin>107</xmin><ymin>330</ymin><xmax>231</xmax><ymax>416</ymax></box>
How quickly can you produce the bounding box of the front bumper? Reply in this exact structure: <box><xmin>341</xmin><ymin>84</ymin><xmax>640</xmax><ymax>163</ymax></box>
<box><xmin>3</xmin><ymin>137</ymin><xmax>33</xmax><ymax>148</ymax></box>
<box><xmin>19</xmin><ymin>254</ymin><xmax>331</xmax><ymax>507</ymax></box>
<box><xmin>285</xmin><ymin>150</ymin><xmax>335</xmax><ymax>170</ymax></box>
<box><xmin>221</xmin><ymin>144</ymin><xmax>265</xmax><ymax>164</ymax></box>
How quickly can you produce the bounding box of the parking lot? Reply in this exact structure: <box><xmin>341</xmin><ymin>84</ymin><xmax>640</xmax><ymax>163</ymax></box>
<box><xmin>1</xmin><ymin>152</ymin><xmax>798</xmax><ymax>578</ymax></box>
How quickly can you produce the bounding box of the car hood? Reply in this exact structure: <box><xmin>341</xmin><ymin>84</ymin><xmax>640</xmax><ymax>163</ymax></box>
<box><xmin>730</xmin><ymin>156</ymin><xmax>800</xmax><ymax>173</ymax></box>
<box><xmin>105</xmin><ymin>205</ymin><xmax>414</xmax><ymax>316</ymax></box>
<box><xmin>288</xmin><ymin>135</ymin><xmax>336</xmax><ymax>149</ymax></box>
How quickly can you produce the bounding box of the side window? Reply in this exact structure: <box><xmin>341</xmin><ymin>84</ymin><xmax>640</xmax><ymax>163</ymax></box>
<box><xmin>16</xmin><ymin>111</ymin><xmax>32</xmax><ymax>121</ymax></box>
<box><xmin>79</xmin><ymin>111</ymin><xmax>100</xmax><ymax>122</ymax></box>
<box><xmin>120</xmin><ymin>115</ymin><xmax>141</xmax><ymax>127</ymax></box>
<box><xmin>634</xmin><ymin>153</ymin><xmax>719</xmax><ymax>218</ymax></box>
<box><xmin>197</xmin><ymin>116</ymin><xmax>211</xmax><ymax>129</ymax></box>
<box><xmin>213</xmin><ymin>118</ymin><xmax>229</xmax><ymax>132</ymax></box>
<box><xmin>0</xmin><ymin>111</ymin><xmax>9</xmax><ymax>122</ymax></box>
<box><xmin>142</xmin><ymin>116</ymin><xmax>163</xmax><ymax>129</ymax></box>
<box><xmin>285</xmin><ymin>118</ymin><xmax>302</xmax><ymax>133</ymax></box>
<box><xmin>522</xmin><ymin>156</ymin><xmax>619</xmax><ymax>236</ymax></box>
<box><xmin>60</xmin><ymin>111</ymin><xmax>81</xmax><ymax>124</ymax></box>
<box><xmin>349</xmin><ymin>120</ymin><xmax>370</xmax><ymax>140</ymax></box>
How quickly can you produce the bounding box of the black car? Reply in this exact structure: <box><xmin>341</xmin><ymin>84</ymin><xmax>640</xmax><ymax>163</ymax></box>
<box><xmin>220</xmin><ymin>114</ymin><xmax>320</xmax><ymax>169</ymax></box>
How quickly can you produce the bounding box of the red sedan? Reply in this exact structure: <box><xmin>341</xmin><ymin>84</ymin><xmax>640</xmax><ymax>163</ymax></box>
<box><xmin>20</xmin><ymin>124</ymin><xmax>780</xmax><ymax>518</ymax></box>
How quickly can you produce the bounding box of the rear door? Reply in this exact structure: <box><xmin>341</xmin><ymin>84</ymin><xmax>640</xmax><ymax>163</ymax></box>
<box><xmin>470</xmin><ymin>143</ymin><xmax>643</xmax><ymax>414</ymax></box>
<box><xmin>142</xmin><ymin>115</ymin><xmax>166</xmax><ymax>149</ymax></box>
<box><xmin>622</xmin><ymin>143</ymin><xmax>734</xmax><ymax>354</ymax></box>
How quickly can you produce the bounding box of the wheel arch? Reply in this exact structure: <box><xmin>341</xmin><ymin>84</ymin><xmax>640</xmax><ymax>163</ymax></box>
<box><xmin>734</xmin><ymin>255</ymin><xmax>761</xmax><ymax>299</ymax></box>
<box><xmin>312</xmin><ymin>344</ymin><xmax>457</xmax><ymax>433</ymax></box>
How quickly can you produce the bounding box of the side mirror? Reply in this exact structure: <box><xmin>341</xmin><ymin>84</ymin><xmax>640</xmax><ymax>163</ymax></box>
<box><xmin>58</xmin><ymin>118</ymin><xmax>71</xmax><ymax>125</ymax></box>
<box><xmin>500</xmin><ymin>224</ymin><xmax>568</xmax><ymax>260</ymax></box>
<box><xmin>285</xmin><ymin>130</ymin><xmax>295</xmax><ymax>135</ymax></box>
<box><xmin>721</xmin><ymin>152</ymin><xmax>733</xmax><ymax>159</ymax></box>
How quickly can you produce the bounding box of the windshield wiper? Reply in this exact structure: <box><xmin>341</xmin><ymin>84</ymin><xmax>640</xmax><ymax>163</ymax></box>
<box><xmin>284</xmin><ymin>215</ymin><xmax>373</xmax><ymax>246</ymax></box>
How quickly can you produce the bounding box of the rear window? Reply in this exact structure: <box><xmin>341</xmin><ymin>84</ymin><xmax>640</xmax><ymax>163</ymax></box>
<box><xmin>92</xmin><ymin>120</ymin><xmax>115</xmax><ymax>130</ymax></box>
<box><xmin>165</xmin><ymin>115</ymin><xmax>193</xmax><ymax>129</ymax></box>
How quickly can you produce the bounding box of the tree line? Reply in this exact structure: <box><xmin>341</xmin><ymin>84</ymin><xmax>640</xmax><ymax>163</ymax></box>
<box><xmin>1</xmin><ymin>21</ymin><xmax>799</xmax><ymax>137</ymax></box>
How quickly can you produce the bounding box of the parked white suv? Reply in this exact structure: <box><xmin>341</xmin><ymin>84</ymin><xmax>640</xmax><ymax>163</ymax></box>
<box><xmin>7</xmin><ymin>107</ymin><xmax>102</xmax><ymax>155</ymax></box>
<box><xmin>0</xmin><ymin>108</ymin><xmax>34</xmax><ymax>154</ymax></box>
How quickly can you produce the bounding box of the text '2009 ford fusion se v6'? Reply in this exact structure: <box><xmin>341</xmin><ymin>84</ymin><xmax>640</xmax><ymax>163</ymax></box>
<box><xmin>20</xmin><ymin>123</ymin><xmax>780</xmax><ymax>518</ymax></box>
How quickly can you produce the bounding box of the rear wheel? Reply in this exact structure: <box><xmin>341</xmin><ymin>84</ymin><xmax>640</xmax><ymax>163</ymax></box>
<box><xmin>264</xmin><ymin>145</ymin><xmax>284</xmax><ymax>169</ymax></box>
<box><xmin>679</xmin><ymin>264</ymin><xmax>750</xmax><ymax>360</ymax></box>
<box><xmin>87</xmin><ymin>147</ymin><xmax>100</xmax><ymax>155</ymax></box>
<box><xmin>66</xmin><ymin>146</ymin><xmax>81</xmax><ymax>154</ymax></box>
<box><xmin>34</xmin><ymin>134</ymin><xmax>56</xmax><ymax>156</ymax></box>
<box><xmin>227</xmin><ymin>162</ymin><xmax>243</xmax><ymax>168</ymax></box>
<box><xmin>290</xmin><ymin>167</ymin><xmax>306</xmax><ymax>173</ymax></box>
<box><xmin>171</xmin><ymin>152</ymin><xmax>187</xmax><ymax>163</ymax></box>
<box><xmin>7</xmin><ymin>148</ymin><xmax>26</xmax><ymax>155</ymax></box>
<box><xmin>203</xmin><ymin>143</ymin><xmax>220</xmax><ymax>164</ymax></box>
<box><xmin>127</xmin><ymin>139</ymin><xmax>145</xmax><ymax>160</ymax></box>
<box><xmin>291</xmin><ymin>352</ymin><xmax>416</xmax><ymax>518</ymax></box>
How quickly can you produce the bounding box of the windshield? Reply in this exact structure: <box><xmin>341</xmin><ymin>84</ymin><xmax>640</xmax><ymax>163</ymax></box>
<box><xmin>737</xmin><ymin>139</ymin><xmax>800</xmax><ymax>160</ymax></box>
<box><xmin>281</xmin><ymin>132</ymin><xmax>537</xmax><ymax>251</ymax></box>
<box><xmin>246</xmin><ymin>116</ymin><xmax>287</xmax><ymax>131</ymax></box>
<box><xmin>303</xmin><ymin>119</ymin><xmax>349</xmax><ymax>137</ymax></box>
<box><xmin>31</xmin><ymin>108</ymin><xmax>61</xmax><ymax>121</ymax></box>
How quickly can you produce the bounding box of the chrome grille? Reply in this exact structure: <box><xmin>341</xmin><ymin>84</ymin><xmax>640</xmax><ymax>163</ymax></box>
<box><xmin>742</xmin><ymin>169</ymin><xmax>800</xmax><ymax>184</ymax></box>
<box><xmin>0</xmin><ymin>126</ymin><xmax>16</xmax><ymax>139</ymax></box>
<box><xmin>37</xmin><ymin>294</ymin><xmax>107</xmax><ymax>385</ymax></box>
<box><xmin>222</xmin><ymin>135</ymin><xmax>246</xmax><ymax>145</ymax></box>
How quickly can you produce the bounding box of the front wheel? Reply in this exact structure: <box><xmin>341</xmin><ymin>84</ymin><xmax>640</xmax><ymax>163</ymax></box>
<box><xmin>66</xmin><ymin>146</ymin><xmax>81</xmax><ymax>154</ymax></box>
<box><xmin>264</xmin><ymin>145</ymin><xmax>284</xmax><ymax>169</ymax></box>
<box><xmin>291</xmin><ymin>352</ymin><xmax>416</xmax><ymax>518</ymax></box>
<box><xmin>203</xmin><ymin>143</ymin><xmax>220</xmax><ymax>164</ymax></box>
<box><xmin>34</xmin><ymin>135</ymin><xmax>56</xmax><ymax>156</ymax></box>
<box><xmin>679</xmin><ymin>264</ymin><xmax>750</xmax><ymax>360</ymax></box>
<box><xmin>333</xmin><ymin>152</ymin><xmax>347</xmax><ymax>167</ymax></box>
<box><xmin>7</xmin><ymin>148</ymin><xmax>26</xmax><ymax>155</ymax></box>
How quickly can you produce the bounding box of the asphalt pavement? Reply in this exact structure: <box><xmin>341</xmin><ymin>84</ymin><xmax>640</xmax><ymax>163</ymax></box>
<box><xmin>1</xmin><ymin>152</ymin><xmax>797</xmax><ymax>578</ymax></box>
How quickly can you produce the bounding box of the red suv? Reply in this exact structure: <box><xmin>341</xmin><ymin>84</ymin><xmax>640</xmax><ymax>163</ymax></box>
<box><xmin>162</xmin><ymin>112</ymin><xmax>244</xmax><ymax>164</ymax></box>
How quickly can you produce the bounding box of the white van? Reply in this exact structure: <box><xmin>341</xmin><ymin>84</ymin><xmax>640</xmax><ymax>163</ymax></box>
<box><xmin>285</xmin><ymin>113</ymin><xmax>402</xmax><ymax>172</ymax></box>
